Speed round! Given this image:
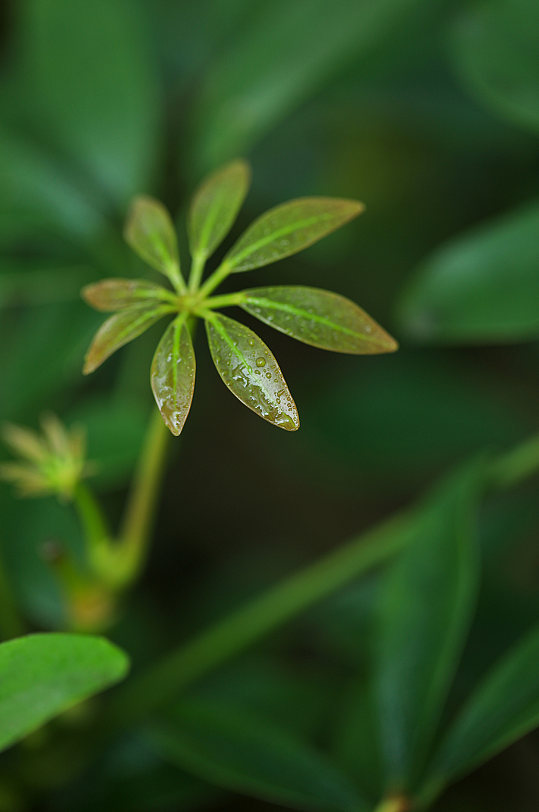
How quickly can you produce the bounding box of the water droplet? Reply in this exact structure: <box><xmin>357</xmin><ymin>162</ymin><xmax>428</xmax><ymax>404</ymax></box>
<box><xmin>255</xmin><ymin>357</ymin><xmax>266</xmax><ymax>367</ymax></box>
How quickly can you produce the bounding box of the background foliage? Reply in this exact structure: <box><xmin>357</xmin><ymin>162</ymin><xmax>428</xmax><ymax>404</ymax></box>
<box><xmin>0</xmin><ymin>0</ymin><xmax>538</xmax><ymax>810</ymax></box>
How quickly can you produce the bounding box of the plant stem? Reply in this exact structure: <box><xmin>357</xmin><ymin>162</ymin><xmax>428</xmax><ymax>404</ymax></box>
<box><xmin>197</xmin><ymin>261</ymin><xmax>232</xmax><ymax>299</ymax></box>
<box><xmin>73</xmin><ymin>482</ymin><xmax>111</xmax><ymax>558</ymax></box>
<box><xmin>373</xmin><ymin>798</ymin><xmax>409</xmax><ymax>812</ymax></box>
<box><xmin>188</xmin><ymin>252</ymin><xmax>206</xmax><ymax>293</ymax></box>
<box><xmin>0</xmin><ymin>552</ymin><xmax>24</xmax><ymax>640</ymax></box>
<box><xmin>489</xmin><ymin>432</ymin><xmax>539</xmax><ymax>490</ymax></box>
<box><xmin>109</xmin><ymin>512</ymin><xmax>413</xmax><ymax>726</ymax></box>
<box><xmin>116</xmin><ymin>407</ymin><xmax>170</xmax><ymax>586</ymax></box>
<box><xmin>203</xmin><ymin>291</ymin><xmax>247</xmax><ymax>310</ymax></box>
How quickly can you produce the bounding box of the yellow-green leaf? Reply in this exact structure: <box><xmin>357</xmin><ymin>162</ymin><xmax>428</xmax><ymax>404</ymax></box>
<box><xmin>241</xmin><ymin>286</ymin><xmax>398</xmax><ymax>354</ymax></box>
<box><xmin>188</xmin><ymin>159</ymin><xmax>250</xmax><ymax>261</ymax></box>
<box><xmin>82</xmin><ymin>278</ymin><xmax>174</xmax><ymax>312</ymax></box>
<box><xmin>124</xmin><ymin>196</ymin><xmax>181</xmax><ymax>285</ymax></box>
<box><xmin>151</xmin><ymin>315</ymin><xmax>196</xmax><ymax>436</ymax></box>
<box><xmin>205</xmin><ymin>313</ymin><xmax>299</xmax><ymax>431</ymax></box>
<box><xmin>224</xmin><ymin>197</ymin><xmax>364</xmax><ymax>272</ymax></box>
<box><xmin>83</xmin><ymin>304</ymin><xmax>173</xmax><ymax>374</ymax></box>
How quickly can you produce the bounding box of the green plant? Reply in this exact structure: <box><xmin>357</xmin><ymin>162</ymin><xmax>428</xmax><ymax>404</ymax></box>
<box><xmin>83</xmin><ymin>160</ymin><xmax>397</xmax><ymax>435</ymax></box>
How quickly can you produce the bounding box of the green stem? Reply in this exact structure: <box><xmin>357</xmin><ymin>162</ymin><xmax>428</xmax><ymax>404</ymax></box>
<box><xmin>110</xmin><ymin>512</ymin><xmax>413</xmax><ymax>726</ymax></box>
<box><xmin>197</xmin><ymin>261</ymin><xmax>232</xmax><ymax>299</ymax></box>
<box><xmin>166</xmin><ymin>261</ymin><xmax>188</xmax><ymax>296</ymax></box>
<box><xmin>0</xmin><ymin>551</ymin><xmax>24</xmax><ymax>640</ymax></box>
<box><xmin>489</xmin><ymin>432</ymin><xmax>539</xmax><ymax>490</ymax></box>
<box><xmin>116</xmin><ymin>408</ymin><xmax>170</xmax><ymax>586</ymax></box>
<box><xmin>373</xmin><ymin>798</ymin><xmax>409</xmax><ymax>812</ymax></box>
<box><xmin>188</xmin><ymin>252</ymin><xmax>207</xmax><ymax>293</ymax></box>
<box><xmin>73</xmin><ymin>482</ymin><xmax>111</xmax><ymax>557</ymax></box>
<box><xmin>203</xmin><ymin>291</ymin><xmax>247</xmax><ymax>310</ymax></box>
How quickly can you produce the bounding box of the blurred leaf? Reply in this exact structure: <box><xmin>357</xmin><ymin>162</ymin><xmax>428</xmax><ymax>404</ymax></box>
<box><xmin>205</xmin><ymin>313</ymin><xmax>299</xmax><ymax>431</ymax></box>
<box><xmin>66</xmin><ymin>397</ymin><xmax>148</xmax><ymax>490</ymax></box>
<box><xmin>188</xmin><ymin>160</ymin><xmax>251</xmax><ymax>261</ymax></box>
<box><xmin>83</xmin><ymin>304</ymin><xmax>174</xmax><ymax>374</ymax></box>
<box><xmin>18</xmin><ymin>0</ymin><xmax>161</xmax><ymax>202</ymax></box>
<box><xmin>190</xmin><ymin>0</ymin><xmax>436</xmax><ymax>167</ymax></box>
<box><xmin>149</xmin><ymin>700</ymin><xmax>365</xmax><ymax>811</ymax></box>
<box><xmin>82</xmin><ymin>279</ymin><xmax>174</xmax><ymax>312</ymax></box>
<box><xmin>151</xmin><ymin>315</ymin><xmax>196</xmax><ymax>436</ymax></box>
<box><xmin>332</xmin><ymin>680</ymin><xmax>384</xmax><ymax>804</ymax></box>
<box><xmin>424</xmin><ymin>622</ymin><xmax>539</xmax><ymax>796</ymax></box>
<box><xmin>0</xmin><ymin>128</ymin><xmax>105</xmax><ymax>247</ymax></box>
<box><xmin>398</xmin><ymin>203</ymin><xmax>539</xmax><ymax>342</ymax></box>
<box><xmin>374</xmin><ymin>461</ymin><xmax>485</xmax><ymax>787</ymax></box>
<box><xmin>225</xmin><ymin>198</ymin><xmax>363</xmax><ymax>272</ymax></box>
<box><xmin>241</xmin><ymin>286</ymin><xmax>397</xmax><ymax>353</ymax></box>
<box><xmin>0</xmin><ymin>633</ymin><xmax>128</xmax><ymax>753</ymax></box>
<box><xmin>124</xmin><ymin>197</ymin><xmax>181</xmax><ymax>285</ymax></box>
<box><xmin>450</xmin><ymin>0</ymin><xmax>539</xmax><ymax>134</ymax></box>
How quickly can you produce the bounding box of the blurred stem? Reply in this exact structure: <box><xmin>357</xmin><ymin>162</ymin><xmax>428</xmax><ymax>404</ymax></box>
<box><xmin>373</xmin><ymin>798</ymin><xmax>409</xmax><ymax>812</ymax></box>
<box><xmin>0</xmin><ymin>551</ymin><xmax>25</xmax><ymax>640</ymax></box>
<box><xmin>197</xmin><ymin>260</ymin><xmax>232</xmax><ymax>299</ymax></box>
<box><xmin>188</xmin><ymin>252</ymin><xmax>206</xmax><ymax>292</ymax></box>
<box><xmin>203</xmin><ymin>291</ymin><xmax>247</xmax><ymax>310</ymax></box>
<box><xmin>489</xmin><ymin>432</ymin><xmax>539</xmax><ymax>490</ymax></box>
<box><xmin>109</xmin><ymin>512</ymin><xmax>414</xmax><ymax>726</ymax></box>
<box><xmin>116</xmin><ymin>407</ymin><xmax>170</xmax><ymax>586</ymax></box>
<box><xmin>73</xmin><ymin>482</ymin><xmax>111</xmax><ymax>560</ymax></box>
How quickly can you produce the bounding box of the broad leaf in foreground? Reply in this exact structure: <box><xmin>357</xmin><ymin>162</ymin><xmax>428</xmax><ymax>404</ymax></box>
<box><xmin>241</xmin><ymin>286</ymin><xmax>397</xmax><ymax>354</ymax></box>
<box><xmin>224</xmin><ymin>198</ymin><xmax>364</xmax><ymax>272</ymax></box>
<box><xmin>151</xmin><ymin>314</ymin><xmax>196</xmax><ymax>436</ymax></box>
<box><xmin>83</xmin><ymin>303</ymin><xmax>173</xmax><ymax>374</ymax></box>
<box><xmin>205</xmin><ymin>313</ymin><xmax>299</xmax><ymax>431</ymax></box>
<box><xmin>188</xmin><ymin>159</ymin><xmax>250</xmax><ymax>261</ymax></box>
<box><xmin>124</xmin><ymin>196</ymin><xmax>181</xmax><ymax>283</ymax></box>
<box><xmin>82</xmin><ymin>278</ymin><xmax>173</xmax><ymax>312</ymax></box>
<box><xmin>149</xmin><ymin>701</ymin><xmax>365</xmax><ymax>812</ymax></box>
<box><xmin>0</xmin><ymin>633</ymin><xmax>128</xmax><ymax>753</ymax></box>
<box><xmin>424</xmin><ymin>622</ymin><xmax>539</xmax><ymax>796</ymax></box>
<box><xmin>374</xmin><ymin>461</ymin><xmax>485</xmax><ymax>788</ymax></box>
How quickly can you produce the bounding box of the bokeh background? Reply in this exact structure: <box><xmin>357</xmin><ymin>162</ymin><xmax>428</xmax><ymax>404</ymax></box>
<box><xmin>0</xmin><ymin>1</ymin><xmax>538</xmax><ymax>810</ymax></box>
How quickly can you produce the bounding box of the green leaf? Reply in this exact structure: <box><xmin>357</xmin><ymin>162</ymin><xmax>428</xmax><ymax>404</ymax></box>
<box><xmin>151</xmin><ymin>315</ymin><xmax>196</xmax><ymax>436</ymax></box>
<box><xmin>83</xmin><ymin>304</ymin><xmax>173</xmax><ymax>375</ymax></box>
<box><xmin>82</xmin><ymin>279</ymin><xmax>174</xmax><ymax>312</ymax></box>
<box><xmin>124</xmin><ymin>197</ymin><xmax>182</xmax><ymax>286</ymax></box>
<box><xmin>241</xmin><ymin>286</ymin><xmax>397</xmax><ymax>354</ymax></box>
<box><xmin>189</xmin><ymin>0</ymin><xmax>436</xmax><ymax>167</ymax></box>
<box><xmin>425</xmin><ymin>623</ymin><xmax>539</xmax><ymax>794</ymax></box>
<box><xmin>18</xmin><ymin>0</ymin><xmax>160</xmax><ymax>201</ymax></box>
<box><xmin>148</xmin><ymin>700</ymin><xmax>366</xmax><ymax>811</ymax></box>
<box><xmin>398</xmin><ymin>203</ymin><xmax>539</xmax><ymax>342</ymax></box>
<box><xmin>224</xmin><ymin>198</ymin><xmax>364</xmax><ymax>273</ymax></box>
<box><xmin>188</xmin><ymin>159</ymin><xmax>251</xmax><ymax>260</ymax></box>
<box><xmin>205</xmin><ymin>313</ymin><xmax>299</xmax><ymax>431</ymax></box>
<box><xmin>374</xmin><ymin>461</ymin><xmax>485</xmax><ymax>787</ymax></box>
<box><xmin>450</xmin><ymin>0</ymin><xmax>539</xmax><ymax>134</ymax></box>
<box><xmin>0</xmin><ymin>633</ymin><xmax>128</xmax><ymax>752</ymax></box>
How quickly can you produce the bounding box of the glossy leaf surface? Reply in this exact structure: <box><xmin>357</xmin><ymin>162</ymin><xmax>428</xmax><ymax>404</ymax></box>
<box><xmin>189</xmin><ymin>159</ymin><xmax>251</xmax><ymax>260</ymax></box>
<box><xmin>398</xmin><ymin>203</ymin><xmax>539</xmax><ymax>342</ymax></box>
<box><xmin>149</xmin><ymin>701</ymin><xmax>365</xmax><ymax>811</ymax></box>
<box><xmin>205</xmin><ymin>313</ymin><xmax>299</xmax><ymax>431</ymax></box>
<box><xmin>124</xmin><ymin>197</ymin><xmax>180</xmax><ymax>279</ymax></box>
<box><xmin>82</xmin><ymin>279</ymin><xmax>173</xmax><ymax>312</ymax></box>
<box><xmin>451</xmin><ymin>0</ymin><xmax>539</xmax><ymax>134</ymax></box>
<box><xmin>151</xmin><ymin>315</ymin><xmax>196</xmax><ymax>436</ymax></box>
<box><xmin>224</xmin><ymin>198</ymin><xmax>363</xmax><ymax>272</ymax></box>
<box><xmin>83</xmin><ymin>304</ymin><xmax>173</xmax><ymax>374</ymax></box>
<box><xmin>0</xmin><ymin>634</ymin><xmax>128</xmax><ymax>753</ymax></box>
<box><xmin>374</xmin><ymin>461</ymin><xmax>484</xmax><ymax>786</ymax></box>
<box><xmin>241</xmin><ymin>286</ymin><xmax>397</xmax><ymax>354</ymax></box>
<box><xmin>428</xmin><ymin>623</ymin><xmax>539</xmax><ymax>787</ymax></box>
